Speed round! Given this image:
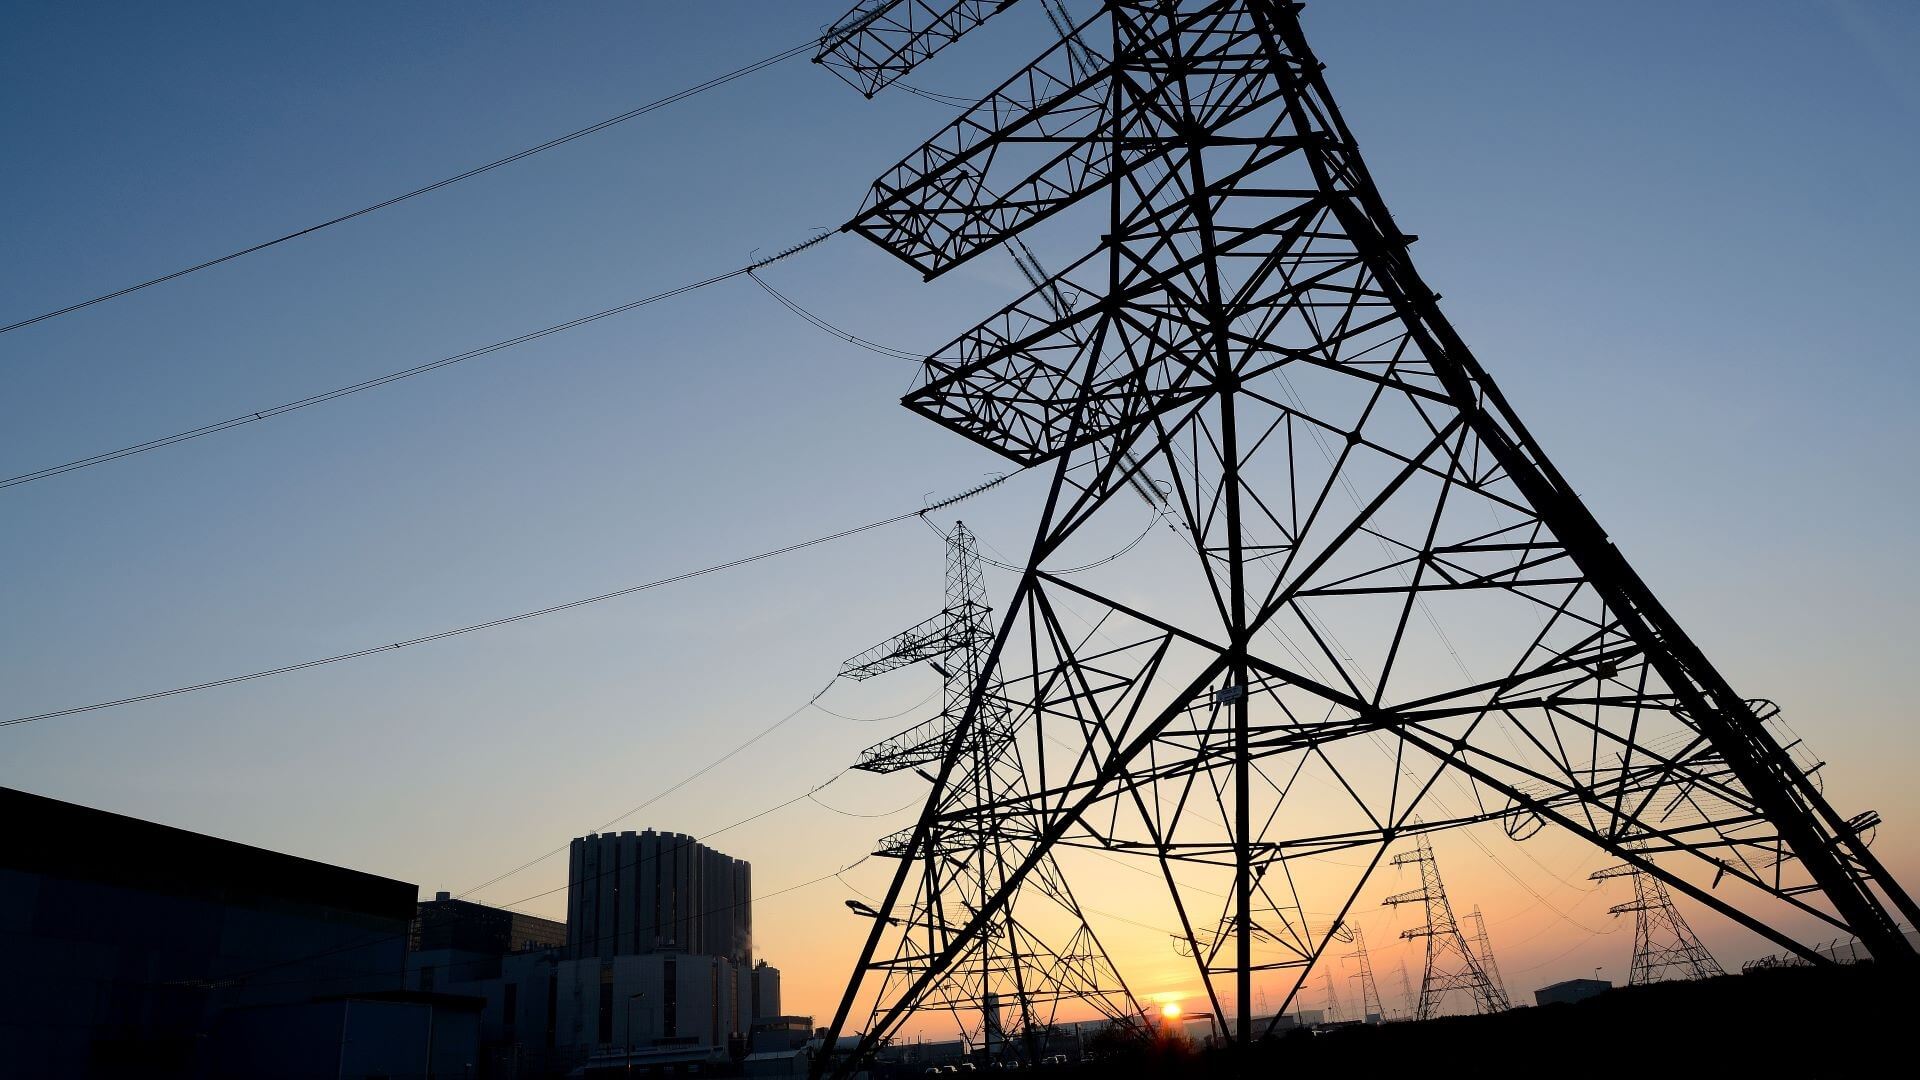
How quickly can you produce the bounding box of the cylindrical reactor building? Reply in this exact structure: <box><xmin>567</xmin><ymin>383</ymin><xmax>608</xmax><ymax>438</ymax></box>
<box><xmin>565</xmin><ymin>830</ymin><xmax>751</xmax><ymax>963</ymax></box>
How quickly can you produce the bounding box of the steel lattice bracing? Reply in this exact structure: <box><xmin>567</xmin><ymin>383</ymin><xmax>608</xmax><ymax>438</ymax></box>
<box><xmin>839</xmin><ymin>521</ymin><xmax>1143</xmax><ymax>1057</ymax></box>
<box><xmin>1343</xmin><ymin>925</ymin><xmax>1384</xmax><ymax>1023</ymax></box>
<box><xmin>1464</xmin><ymin>905</ymin><xmax>1509</xmax><ymax>1005</ymax></box>
<box><xmin>843</xmin><ymin>523</ymin><xmax>998</xmax><ymax>773</ymax></box>
<box><xmin>1383</xmin><ymin>836</ymin><xmax>1508</xmax><ymax>1020</ymax></box>
<box><xmin>816</xmin><ymin>1</ymin><xmax>1022</xmax><ymax>98</ymax></box>
<box><xmin>813</xmin><ymin>2</ymin><xmax>1918</xmax><ymax>1072</ymax></box>
<box><xmin>1317</xmin><ymin>969</ymin><xmax>1341</xmax><ymax>1023</ymax></box>
<box><xmin>1593</xmin><ymin>849</ymin><xmax>1727</xmax><ymax>986</ymax></box>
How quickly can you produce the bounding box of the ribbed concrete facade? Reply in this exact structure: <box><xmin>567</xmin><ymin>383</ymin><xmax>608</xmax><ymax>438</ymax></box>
<box><xmin>565</xmin><ymin>830</ymin><xmax>751</xmax><ymax>963</ymax></box>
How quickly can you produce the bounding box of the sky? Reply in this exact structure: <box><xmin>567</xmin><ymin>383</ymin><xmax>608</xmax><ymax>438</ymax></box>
<box><xmin>4</xmin><ymin>0</ymin><xmax>1919</xmax><ymax>1030</ymax></box>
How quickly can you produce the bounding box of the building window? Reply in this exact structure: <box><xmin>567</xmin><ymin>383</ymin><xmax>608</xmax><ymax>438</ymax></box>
<box><xmin>503</xmin><ymin>983</ymin><xmax>518</xmax><ymax>1030</ymax></box>
<box><xmin>598</xmin><ymin>963</ymin><xmax>614</xmax><ymax>1045</ymax></box>
<box><xmin>663</xmin><ymin>957</ymin><xmax>678</xmax><ymax>1039</ymax></box>
<box><xmin>546</xmin><ymin>974</ymin><xmax>559</xmax><ymax>1048</ymax></box>
<box><xmin>420</xmin><ymin>965</ymin><xmax>435</xmax><ymax>993</ymax></box>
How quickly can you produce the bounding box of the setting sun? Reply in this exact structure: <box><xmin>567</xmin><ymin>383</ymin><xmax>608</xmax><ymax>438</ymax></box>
<box><xmin>1160</xmin><ymin>1002</ymin><xmax>1183</xmax><ymax>1021</ymax></box>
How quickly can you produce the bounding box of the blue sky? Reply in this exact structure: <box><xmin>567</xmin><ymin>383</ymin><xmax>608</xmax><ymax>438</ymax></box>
<box><xmin>4</xmin><ymin>1</ymin><xmax>1917</xmax><ymax>1015</ymax></box>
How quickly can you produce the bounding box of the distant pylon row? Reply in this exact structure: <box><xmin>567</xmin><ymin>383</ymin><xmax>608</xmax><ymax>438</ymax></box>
<box><xmin>1383</xmin><ymin>835</ymin><xmax>1510</xmax><ymax>1019</ymax></box>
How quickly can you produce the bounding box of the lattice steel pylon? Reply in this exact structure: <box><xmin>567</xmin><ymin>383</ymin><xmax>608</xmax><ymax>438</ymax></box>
<box><xmin>1344</xmin><ymin>926</ymin><xmax>1384</xmax><ymax>1023</ymax></box>
<box><xmin>1464</xmin><ymin>905</ymin><xmax>1509</xmax><ymax>1005</ymax></box>
<box><xmin>838</xmin><ymin>520</ymin><xmax>1142</xmax><ymax>1060</ymax></box>
<box><xmin>1593</xmin><ymin>850</ymin><xmax>1727</xmax><ymax>986</ymax></box>
<box><xmin>1317</xmin><ymin>968</ymin><xmax>1341</xmax><ymax>1023</ymax></box>
<box><xmin>1383</xmin><ymin>836</ymin><xmax>1508</xmax><ymax>1019</ymax></box>
<box><xmin>811</xmin><ymin>1</ymin><xmax>1917</xmax><ymax>1071</ymax></box>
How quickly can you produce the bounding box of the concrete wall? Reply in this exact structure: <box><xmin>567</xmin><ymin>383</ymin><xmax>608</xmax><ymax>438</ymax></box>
<box><xmin>552</xmin><ymin>953</ymin><xmax>746</xmax><ymax>1056</ymax></box>
<box><xmin>210</xmin><ymin>996</ymin><xmax>480</xmax><ymax>1080</ymax></box>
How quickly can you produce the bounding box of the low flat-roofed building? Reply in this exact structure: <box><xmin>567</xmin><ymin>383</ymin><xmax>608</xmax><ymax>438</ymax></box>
<box><xmin>0</xmin><ymin>786</ymin><xmax>417</xmax><ymax>1079</ymax></box>
<box><xmin>413</xmin><ymin>891</ymin><xmax>566</xmax><ymax>961</ymax></box>
<box><xmin>749</xmin><ymin>1014</ymin><xmax>815</xmax><ymax>1054</ymax></box>
<box><xmin>1534</xmin><ymin>977</ymin><xmax>1612</xmax><ymax>1007</ymax></box>
<box><xmin>405</xmin><ymin>893</ymin><xmax>570</xmax><ymax>1076</ymax></box>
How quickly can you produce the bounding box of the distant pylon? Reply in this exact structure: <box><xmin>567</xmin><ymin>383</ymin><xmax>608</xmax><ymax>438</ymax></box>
<box><xmin>1344</xmin><ymin>926</ymin><xmax>1385</xmax><ymax>1023</ymax></box>
<box><xmin>1320</xmin><ymin>968</ymin><xmax>1343</xmax><ymax>1023</ymax></box>
<box><xmin>1592</xmin><ymin>849</ymin><xmax>1726</xmax><ymax>985</ymax></box>
<box><xmin>1384</xmin><ymin>836</ymin><xmax>1510</xmax><ymax>1019</ymax></box>
<box><xmin>1464</xmin><ymin>905</ymin><xmax>1510</xmax><ymax>1004</ymax></box>
<box><xmin>838</xmin><ymin>521</ymin><xmax>1142</xmax><ymax>1057</ymax></box>
<box><xmin>1395</xmin><ymin>960</ymin><xmax>1417</xmax><ymax>1019</ymax></box>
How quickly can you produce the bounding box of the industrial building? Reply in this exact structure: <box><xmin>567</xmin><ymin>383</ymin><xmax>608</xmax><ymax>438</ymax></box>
<box><xmin>402</xmin><ymin>892</ymin><xmax>571</xmax><ymax>1075</ymax></box>
<box><xmin>3</xmin><ymin>787</ymin><xmax>782</xmax><ymax>1077</ymax></box>
<box><xmin>416</xmin><ymin>891</ymin><xmax>567</xmax><ymax>960</ymax></box>
<box><xmin>1534</xmin><ymin>978</ymin><xmax>1613</xmax><ymax>1007</ymax></box>
<box><xmin>752</xmin><ymin>959</ymin><xmax>783</xmax><ymax>1020</ymax></box>
<box><xmin>543</xmin><ymin>830</ymin><xmax>765</xmax><ymax>1069</ymax></box>
<box><xmin>406</xmin><ymin>831</ymin><xmax>780</xmax><ymax>1075</ymax></box>
<box><xmin>565</xmin><ymin>829</ymin><xmax>752</xmax><ymax>963</ymax></box>
<box><xmin>553</xmin><ymin>949</ymin><xmax>750</xmax><ymax>1066</ymax></box>
<box><xmin>0</xmin><ymin>786</ymin><xmax>475</xmax><ymax>1079</ymax></box>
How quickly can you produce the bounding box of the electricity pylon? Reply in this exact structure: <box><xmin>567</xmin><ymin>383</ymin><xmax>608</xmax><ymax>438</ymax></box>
<box><xmin>1383</xmin><ymin>836</ymin><xmax>1509</xmax><ymax>1019</ymax></box>
<box><xmin>1593</xmin><ymin>852</ymin><xmax>1726</xmax><ymax>986</ymax></box>
<box><xmin>810</xmin><ymin>1</ymin><xmax>1917</xmax><ymax>1071</ymax></box>
<box><xmin>1344</xmin><ymin>926</ymin><xmax>1385</xmax><ymax>1023</ymax></box>
<box><xmin>838</xmin><ymin>520</ymin><xmax>1141</xmax><ymax>1059</ymax></box>
<box><xmin>1464</xmin><ymin>905</ymin><xmax>1509</xmax><ymax>1005</ymax></box>
<box><xmin>1318</xmin><ymin>969</ymin><xmax>1342</xmax><ymax>1024</ymax></box>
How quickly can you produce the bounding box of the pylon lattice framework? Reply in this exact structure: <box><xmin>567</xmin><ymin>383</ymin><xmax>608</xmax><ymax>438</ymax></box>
<box><xmin>1317</xmin><ymin>968</ymin><xmax>1341</xmax><ymax>1023</ymax></box>
<box><xmin>1592</xmin><ymin>847</ymin><xmax>1727</xmax><ymax>986</ymax></box>
<box><xmin>838</xmin><ymin>520</ymin><xmax>1142</xmax><ymax>1057</ymax></box>
<box><xmin>1343</xmin><ymin>925</ymin><xmax>1384</xmax><ymax>1024</ymax></box>
<box><xmin>1464</xmin><ymin>904</ymin><xmax>1509</xmax><ymax>1005</ymax></box>
<box><xmin>810</xmin><ymin>1</ymin><xmax>1918</xmax><ymax>1072</ymax></box>
<box><xmin>1383</xmin><ymin>835</ymin><xmax>1508</xmax><ymax>1020</ymax></box>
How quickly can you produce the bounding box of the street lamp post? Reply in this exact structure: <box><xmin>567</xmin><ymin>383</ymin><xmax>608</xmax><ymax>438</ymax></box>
<box><xmin>625</xmin><ymin>992</ymin><xmax>645</xmax><ymax>1074</ymax></box>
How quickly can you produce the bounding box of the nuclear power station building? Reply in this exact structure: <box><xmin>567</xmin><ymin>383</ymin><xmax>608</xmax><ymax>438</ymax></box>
<box><xmin>565</xmin><ymin>829</ymin><xmax>752</xmax><ymax>962</ymax></box>
<box><xmin>547</xmin><ymin>831</ymin><xmax>767</xmax><ymax>1066</ymax></box>
<box><xmin>397</xmin><ymin>829</ymin><xmax>781</xmax><ymax>1074</ymax></box>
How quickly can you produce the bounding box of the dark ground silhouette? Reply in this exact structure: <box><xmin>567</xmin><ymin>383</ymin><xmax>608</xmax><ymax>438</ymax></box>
<box><xmin>1036</xmin><ymin>965</ymin><xmax>1909</xmax><ymax>1079</ymax></box>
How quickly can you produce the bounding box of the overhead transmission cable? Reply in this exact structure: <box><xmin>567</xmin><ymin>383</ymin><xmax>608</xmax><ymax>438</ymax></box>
<box><xmin>2</xmin><ymin>232</ymin><xmax>833</xmax><ymax>492</ymax></box>
<box><xmin>2</xmin><ymin>471</ymin><xmax>1016</xmax><ymax>729</ymax></box>
<box><xmin>747</xmin><ymin>270</ymin><xmax>952</xmax><ymax>364</ymax></box>
<box><xmin>456</xmin><ymin>678</ymin><xmax>840</xmax><ymax>898</ymax></box>
<box><xmin>231</xmin><ymin>819</ymin><xmax>873</xmax><ymax>993</ymax></box>
<box><xmin>0</xmin><ymin>40</ymin><xmax>815</xmax><ymax>337</ymax></box>
<box><xmin>212</xmin><ymin>677</ymin><xmax>902</xmax><ymax>988</ymax></box>
<box><xmin>809</xmin><ymin>685</ymin><xmax>941</xmax><ymax>723</ymax></box>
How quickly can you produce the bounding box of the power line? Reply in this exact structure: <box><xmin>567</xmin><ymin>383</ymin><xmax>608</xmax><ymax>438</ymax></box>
<box><xmin>808</xmin><ymin>685</ymin><xmax>941</xmax><ymax>723</ymax></box>
<box><xmin>808</xmin><ymin>789</ymin><xmax>923</xmax><ymax>819</ymax></box>
<box><xmin>1</xmin><ymin>231</ymin><xmax>833</xmax><ymax>492</ymax></box>
<box><xmin>747</xmin><ymin>270</ymin><xmax>932</xmax><ymax>363</ymax></box>
<box><xmin>196</xmin><ymin>681</ymin><xmax>877</xmax><ymax>989</ymax></box>
<box><xmin>457</xmin><ymin>679</ymin><xmax>841</xmax><ymax>898</ymax></box>
<box><xmin>0</xmin><ymin>40</ymin><xmax>815</xmax><ymax>337</ymax></box>
<box><xmin>222</xmin><ymin>836</ymin><xmax>873</xmax><ymax>994</ymax></box>
<box><xmin>2</xmin><ymin>472</ymin><xmax>1017</xmax><ymax>728</ymax></box>
<box><xmin>947</xmin><ymin>503</ymin><xmax>1162</xmax><ymax>576</ymax></box>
